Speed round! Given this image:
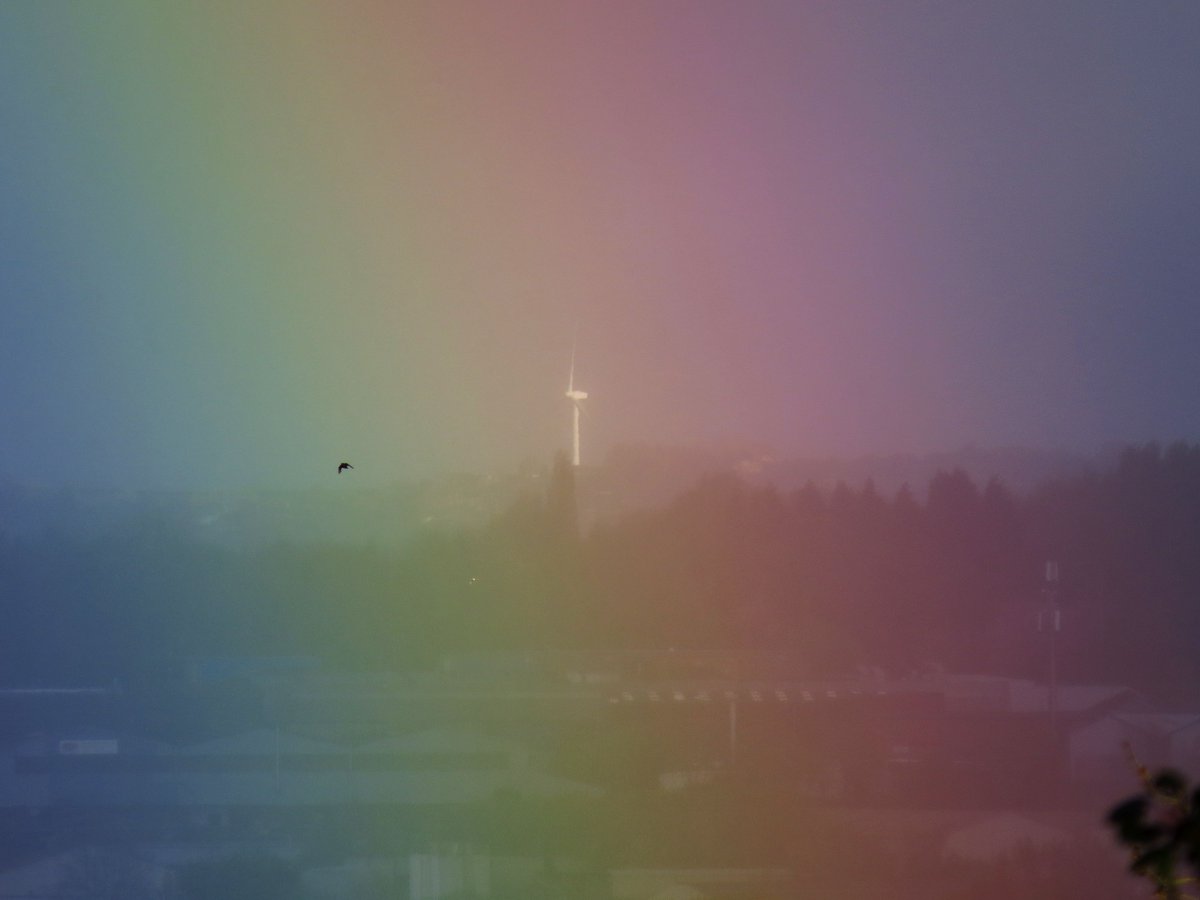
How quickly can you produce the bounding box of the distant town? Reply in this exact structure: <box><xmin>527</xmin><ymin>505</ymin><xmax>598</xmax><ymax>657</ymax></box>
<box><xmin>1</xmin><ymin>442</ymin><xmax>1189</xmax><ymax>898</ymax></box>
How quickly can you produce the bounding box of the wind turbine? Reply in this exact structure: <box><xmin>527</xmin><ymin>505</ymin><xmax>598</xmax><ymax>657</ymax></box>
<box><xmin>566</xmin><ymin>341</ymin><xmax>588</xmax><ymax>467</ymax></box>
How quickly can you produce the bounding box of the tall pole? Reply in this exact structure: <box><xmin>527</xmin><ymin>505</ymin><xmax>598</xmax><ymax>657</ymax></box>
<box><xmin>572</xmin><ymin>403</ymin><xmax>581</xmax><ymax>467</ymax></box>
<box><xmin>566</xmin><ymin>334</ymin><xmax>585</xmax><ymax>468</ymax></box>
<box><xmin>1040</xmin><ymin>561</ymin><xmax>1061</xmax><ymax>739</ymax></box>
<box><xmin>728</xmin><ymin>696</ymin><xmax>738</xmax><ymax>768</ymax></box>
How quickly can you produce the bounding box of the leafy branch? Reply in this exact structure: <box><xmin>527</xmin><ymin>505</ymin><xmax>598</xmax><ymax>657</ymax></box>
<box><xmin>1108</xmin><ymin>742</ymin><xmax>1200</xmax><ymax>899</ymax></box>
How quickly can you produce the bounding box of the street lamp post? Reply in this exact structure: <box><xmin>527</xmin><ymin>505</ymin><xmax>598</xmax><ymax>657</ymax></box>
<box><xmin>1038</xmin><ymin>561</ymin><xmax>1062</xmax><ymax>737</ymax></box>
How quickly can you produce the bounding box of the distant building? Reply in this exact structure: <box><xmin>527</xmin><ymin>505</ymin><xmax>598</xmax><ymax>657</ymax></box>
<box><xmin>0</xmin><ymin>725</ymin><xmax>596</xmax><ymax>816</ymax></box>
<box><xmin>1070</xmin><ymin>713</ymin><xmax>1200</xmax><ymax>786</ymax></box>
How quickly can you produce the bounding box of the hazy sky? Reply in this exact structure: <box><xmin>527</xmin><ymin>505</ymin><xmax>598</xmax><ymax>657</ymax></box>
<box><xmin>2</xmin><ymin>1</ymin><xmax>1199</xmax><ymax>489</ymax></box>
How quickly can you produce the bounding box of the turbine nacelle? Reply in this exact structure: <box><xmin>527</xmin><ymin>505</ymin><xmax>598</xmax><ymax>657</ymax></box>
<box><xmin>566</xmin><ymin>389</ymin><xmax>588</xmax><ymax>401</ymax></box>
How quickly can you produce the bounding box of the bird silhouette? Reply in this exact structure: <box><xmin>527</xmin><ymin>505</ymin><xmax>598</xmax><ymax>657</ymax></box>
<box><xmin>337</xmin><ymin>462</ymin><xmax>354</xmax><ymax>474</ymax></box>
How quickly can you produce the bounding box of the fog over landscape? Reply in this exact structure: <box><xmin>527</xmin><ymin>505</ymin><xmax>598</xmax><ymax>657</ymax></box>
<box><xmin>2</xmin><ymin>2</ymin><xmax>1200</xmax><ymax>489</ymax></box>
<box><xmin>3</xmin><ymin>2</ymin><xmax>1200</xmax><ymax>898</ymax></box>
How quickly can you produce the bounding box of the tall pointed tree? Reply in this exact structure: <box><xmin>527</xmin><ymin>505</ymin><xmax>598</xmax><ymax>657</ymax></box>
<box><xmin>546</xmin><ymin>449</ymin><xmax>580</xmax><ymax>544</ymax></box>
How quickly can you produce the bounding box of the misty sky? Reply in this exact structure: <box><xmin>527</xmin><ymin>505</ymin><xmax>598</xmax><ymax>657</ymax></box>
<box><xmin>1</xmin><ymin>1</ymin><xmax>1199</xmax><ymax>490</ymax></box>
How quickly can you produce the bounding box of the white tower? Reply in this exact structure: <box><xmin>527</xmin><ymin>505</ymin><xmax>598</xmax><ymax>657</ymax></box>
<box><xmin>566</xmin><ymin>345</ymin><xmax>587</xmax><ymax>467</ymax></box>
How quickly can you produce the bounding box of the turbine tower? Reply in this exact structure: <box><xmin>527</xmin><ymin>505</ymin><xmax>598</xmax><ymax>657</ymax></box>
<box><xmin>566</xmin><ymin>342</ymin><xmax>588</xmax><ymax>467</ymax></box>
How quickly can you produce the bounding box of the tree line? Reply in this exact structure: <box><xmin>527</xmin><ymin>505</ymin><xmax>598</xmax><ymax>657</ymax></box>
<box><xmin>2</xmin><ymin>443</ymin><xmax>1199</xmax><ymax>703</ymax></box>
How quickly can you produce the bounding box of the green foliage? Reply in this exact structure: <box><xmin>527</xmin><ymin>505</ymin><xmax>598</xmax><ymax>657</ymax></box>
<box><xmin>1108</xmin><ymin>762</ymin><xmax>1200</xmax><ymax>899</ymax></box>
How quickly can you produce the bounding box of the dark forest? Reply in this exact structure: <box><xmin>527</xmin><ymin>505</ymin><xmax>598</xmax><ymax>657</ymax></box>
<box><xmin>3</xmin><ymin>442</ymin><xmax>1198</xmax><ymax>706</ymax></box>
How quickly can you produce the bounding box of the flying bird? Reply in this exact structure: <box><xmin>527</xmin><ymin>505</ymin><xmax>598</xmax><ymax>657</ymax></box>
<box><xmin>337</xmin><ymin>462</ymin><xmax>354</xmax><ymax>474</ymax></box>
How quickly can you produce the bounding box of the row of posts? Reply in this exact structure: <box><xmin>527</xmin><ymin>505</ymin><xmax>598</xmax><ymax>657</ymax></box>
<box><xmin>722</xmin><ymin>560</ymin><xmax>1065</xmax><ymax>769</ymax></box>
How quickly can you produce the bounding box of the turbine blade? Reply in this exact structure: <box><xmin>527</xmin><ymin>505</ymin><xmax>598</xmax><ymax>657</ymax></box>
<box><xmin>568</xmin><ymin>335</ymin><xmax>576</xmax><ymax>393</ymax></box>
